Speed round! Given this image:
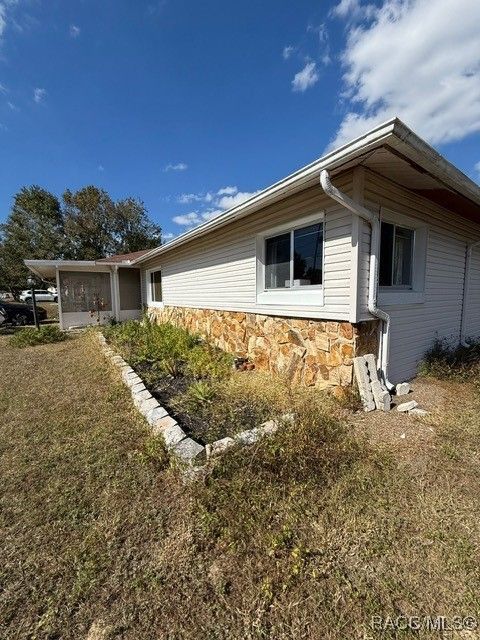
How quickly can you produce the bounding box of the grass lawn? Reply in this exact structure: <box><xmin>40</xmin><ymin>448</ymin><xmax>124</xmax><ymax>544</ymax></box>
<box><xmin>1</xmin><ymin>331</ymin><xmax>480</xmax><ymax>639</ymax></box>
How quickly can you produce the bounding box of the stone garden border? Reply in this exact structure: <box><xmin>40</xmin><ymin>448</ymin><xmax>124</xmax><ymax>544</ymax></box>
<box><xmin>96</xmin><ymin>332</ymin><xmax>286</xmax><ymax>468</ymax></box>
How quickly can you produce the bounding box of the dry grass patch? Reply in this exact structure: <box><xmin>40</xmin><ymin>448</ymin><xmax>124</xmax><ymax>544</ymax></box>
<box><xmin>1</xmin><ymin>332</ymin><xmax>480</xmax><ymax>639</ymax></box>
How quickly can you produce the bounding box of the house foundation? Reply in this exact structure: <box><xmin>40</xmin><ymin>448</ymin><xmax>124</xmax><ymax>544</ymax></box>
<box><xmin>149</xmin><ymin>306</ymin><xmax>379</xmax><ymax>388</ymax></box>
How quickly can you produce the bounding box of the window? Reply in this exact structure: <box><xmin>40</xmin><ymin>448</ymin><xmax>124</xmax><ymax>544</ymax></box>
<box><xmin>379</xmin><ymin>221</ymin><xmax>414</xmax><ymax>288</ymax></box>
<box><xmin>265</xmin><ymin>222</ymin><xmax>323</xmax><ymax>289</ymax></box>
<box><xmin>150</xmin><ymin>269</ymin><xmax>162</xmax><ymax>303</ymax></box>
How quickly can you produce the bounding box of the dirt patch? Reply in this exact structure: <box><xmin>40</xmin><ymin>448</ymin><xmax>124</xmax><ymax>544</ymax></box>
<box><xmin>350</xmin><ymin>376</ymin><xmax>473</xmax><ymax>462</ymax></box>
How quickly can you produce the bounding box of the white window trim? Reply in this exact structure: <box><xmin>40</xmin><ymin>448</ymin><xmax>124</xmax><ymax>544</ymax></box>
<box><xmin>378</xmin><ymin>207</ymin><xmax>428</xmax><ymax>307</ymax></box>
<box><xmin>146</xmin><ymin>267</ymin><xmax>164</xmax><ymax>308</ymax></box>
<box><xmin>256</xmin><ymin>211</ymin><xmax>325</xmax><ymax>307</ymax></box>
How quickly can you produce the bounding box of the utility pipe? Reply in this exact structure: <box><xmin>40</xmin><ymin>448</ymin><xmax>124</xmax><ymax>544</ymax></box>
<box><xmin>319</xmin><ymin>169</ymin><xmax>394</xmax><ymax>391</ymax></box>
<box><xmin>460</xmin><ymin>239</ymin><xmax>480</xmax><ymax>347</ymax></box>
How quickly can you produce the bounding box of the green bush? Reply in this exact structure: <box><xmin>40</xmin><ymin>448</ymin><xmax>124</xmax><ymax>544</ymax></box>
<box><xmin>9</xmin><ymin>325</ymin><xmax>66</xmax><ymax>348</ymax></box>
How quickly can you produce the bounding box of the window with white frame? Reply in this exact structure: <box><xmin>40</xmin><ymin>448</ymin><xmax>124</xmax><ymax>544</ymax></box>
<box><xmin>379</xmin><ymin>221</ymin><xmax>415</xmax><ymax>288</ymax></box>
<box><xmin>149</xmin><ymin>269</ymin><xmax>162</xmax><ymax>303</ymax></box>
<box><xmin>265</xmin><ymin>222</ymin><xmax>324</xmax><ymax>290</ymax></box>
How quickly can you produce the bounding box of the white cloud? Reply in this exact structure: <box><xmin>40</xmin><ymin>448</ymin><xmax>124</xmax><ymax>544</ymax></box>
<box><xmin>7</xmin><ymin>100</ymin><xmax>17</xmax><ymax>110</ymax></box>
<box><xmin>283</xmin><ymin>45</ymin><xmax>294</xmax><ymax>60</ymax></box>
<box><xmin>164</xmin><ymin>162</ymin><xmax>188</xmax><ymax>172</ymax></box>
<box><xmin>217</xmin><ymin>186</ymin><xmax>237</xmax><ymax>196</ymax></box>
<box><xmin>474</xmin><ymin>161</ymin><xmax>480</xmax><ymax>179</ymax></box>
<box><xmin>98</xmin><ymin>164</ymin><xmax>105</xmax><ymax>172</ymax></box>
<box><xmin>162</xmin><ymin>232</ymin><xmax>175</xmax><ymax>241</ymax></box>
<box><xmin>216</xmin><ymin>190</ymin><xmax>259</xmax><ymax>210</ymax></box>
<box><xmin>0</xmin><ymin>82</ymin><xmax>7</xmax><ymax>93</ymax></box>
<box><xmin>172</xmin><ymin>212</ymin><xmax>202</xmax><ymax>226</ymax></box>
<box><xmin>33</xmin><ymin>87</ymin><xmax>46</xmax><ymax>103</ymax></box>
<box><xmin>292</xmin><ymin>61</ymin><xmax>319</xmax><ymax>92</ymax></box>
<box><xmin>330</xmin><ymin>0</ymin><xmax>376</xmax><ymax>21</ymax></box>
<box><xmin>329</xmin><ymin>0</ymin><xmax>480</xmax><ymax>149</ymax></box>
<box><xmin>69</xmin><ymin>24</ymin><xmax>80</xmax><ymax>38</ymax></box>
<box><xmin>172</xmin><ymin>185</ymin><xmax>260</xmax><ymax>227</ymax></box>
<box><xmin>177</xmin><ymin>192</ymin><xmax>203</xmax><ymax>204</ymax></box>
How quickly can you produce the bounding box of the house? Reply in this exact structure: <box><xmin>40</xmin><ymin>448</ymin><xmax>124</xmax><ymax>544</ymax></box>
<box><xmin>26</xmin><ymin>118</ymin><xmax>480</xmax><ymax>387</ymax></box>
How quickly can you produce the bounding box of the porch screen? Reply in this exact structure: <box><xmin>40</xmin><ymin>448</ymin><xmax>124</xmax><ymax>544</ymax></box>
<box><xmin>59</xmin><ymin>271</ymin><xmax>112</xmax><ymax>313</ymax></box>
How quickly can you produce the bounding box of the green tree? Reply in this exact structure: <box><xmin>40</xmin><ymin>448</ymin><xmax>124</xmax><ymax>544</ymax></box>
<box><xmin>63</xmin><ymin>186</ymin><xmax>161</xmax><ymax>260</ymax></box>
<box><xmin>0</xmin><ymin>186</ymin><xmax>64</xmax><ymax>293</ymax></box>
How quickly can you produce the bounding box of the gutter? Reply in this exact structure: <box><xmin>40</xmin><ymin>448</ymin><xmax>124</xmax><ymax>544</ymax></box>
<box><xmin>460</xmin><ymin>239</ymin><xmax>480</xmax><ymax>347</ymax></box>
<box><xmin>320</xmin><ymin>169</ymin><xmax>394</xmax><ymax>391</ymax></box>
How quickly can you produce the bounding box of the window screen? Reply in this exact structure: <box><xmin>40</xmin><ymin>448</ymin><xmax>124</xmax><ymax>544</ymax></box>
<box><xmin>59</xmin><ymin>271</ymin><xmax>112</xmax><ymax>313</ymax></box>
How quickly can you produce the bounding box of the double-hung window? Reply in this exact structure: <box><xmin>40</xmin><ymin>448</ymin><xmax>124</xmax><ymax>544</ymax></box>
<box><xmin>265</xmin><ymin>222</ymin><xmax>324</xmax><ymax>290</ymax></box>
<box><xmin>379</xmin><ymin>221</ymin><xmax>414</xmax><ymax>288</ymax></box>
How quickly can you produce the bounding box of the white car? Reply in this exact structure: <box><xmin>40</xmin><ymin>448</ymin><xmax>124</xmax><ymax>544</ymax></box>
<box><xmin>19</xmin><ymin>289</ymin><xmax>58</xmax><ymax>303</ymax></box>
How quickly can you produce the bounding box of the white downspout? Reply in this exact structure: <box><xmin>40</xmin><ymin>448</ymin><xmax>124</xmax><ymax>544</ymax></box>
<box><xmin>320</xmin><ymin>169</ymin><xmax>395</xmax><ymax>391</ymax></box>
<box><xmin>460</xmin><ymin>239</ymin><xmax>480</xmax><ymax>347</ymax></box>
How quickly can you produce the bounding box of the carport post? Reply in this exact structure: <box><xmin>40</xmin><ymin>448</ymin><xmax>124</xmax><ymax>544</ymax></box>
<box><xmin>26</xmin><ymin>275</ymin><xmax>39</xmax><ymax>330</ymax></box>
<box><xmin>55</xmin><ymin>267</ymin><xmax>64</xmax><ymax>330</ymax></box>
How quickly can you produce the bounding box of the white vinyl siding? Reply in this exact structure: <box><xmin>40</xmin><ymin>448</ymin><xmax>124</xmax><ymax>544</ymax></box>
<box><xmin>142</xmin><ymin>178</ymin><xmax>355</xmax><ymax>320</ymax></box>
<box><xmin>361</xmin><ymin>171</ymin><xmax>480</xmax><ymax>383</ymax></box>
<box><xmin>465</xmin><ymin>246</ymin><xmax>480</xmax><ymax>341</ymax></box>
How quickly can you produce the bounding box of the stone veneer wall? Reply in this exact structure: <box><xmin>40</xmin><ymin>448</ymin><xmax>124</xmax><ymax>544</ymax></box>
<box><xmin>149</xmin><ymin>306</ymin><xmax>379</xmax><ymax>388</ymax></box>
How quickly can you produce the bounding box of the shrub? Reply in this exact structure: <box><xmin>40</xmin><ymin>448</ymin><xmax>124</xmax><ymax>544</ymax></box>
<box><xmin>184</xmin><ymin>344</ymin><xmax>233</xmax><ymax>380</ymax></box>
<box><xmin>103</xmin><ymin>316</ymin><xmax>199</xmax><ymax>376</ymax></box>
<box><xmin>419</xmin><ymin>338</ymin><xmax>480</xmax><ymax>381</ymax></box>
<box><xmin>104</xmin><ymin>317</ymin><xmax>232</xmax><ymax>387</ymax></box>
<box><xmin>9</xmin><ymin>325</ymin><xmax>66</xmax><ymax>348</ymax></box>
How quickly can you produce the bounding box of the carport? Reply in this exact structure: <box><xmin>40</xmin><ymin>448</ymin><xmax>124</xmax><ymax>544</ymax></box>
<box><xmin>24</xmin><ymin>250</ymin><xmax>147</xmax><ymax>330</ymax></box>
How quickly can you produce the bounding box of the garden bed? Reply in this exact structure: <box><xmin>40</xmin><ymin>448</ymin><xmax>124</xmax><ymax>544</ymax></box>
<box><xmin>103</xmin><ymin>318</ymin><xmax>277</xmax><ymax>444</ymax></box>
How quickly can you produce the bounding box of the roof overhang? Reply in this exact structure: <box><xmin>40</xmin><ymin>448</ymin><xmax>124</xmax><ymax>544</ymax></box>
<box><xmin>133</xmin><ymin>117</ymin><xmax>480</xmax><ymax>265</ymax></box>
<box><xmin>24</xmin><ymin>259</ymin><xmax>139</xmax><ymax>281</ymax></box>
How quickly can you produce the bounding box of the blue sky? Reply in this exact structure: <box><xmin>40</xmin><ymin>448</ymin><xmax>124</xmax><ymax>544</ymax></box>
<box><xmin>1</xmin><ymin>0</ymin><xmax>479</xmax><ymax>240</ymax></box>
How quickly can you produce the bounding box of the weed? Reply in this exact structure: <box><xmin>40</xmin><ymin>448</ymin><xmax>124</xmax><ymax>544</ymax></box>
<box><xmin>419</xmin><ymin>337</ymin><xmax>480</xmax><ymax>384</ymax></box>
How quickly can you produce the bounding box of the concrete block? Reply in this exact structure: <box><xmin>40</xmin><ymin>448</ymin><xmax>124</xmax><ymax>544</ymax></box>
<box><xmin>353</xmin><ymin>356</ymin><xmax>376</xmax><ymax>412</ymax></box>
<box><xmin>258</xmin><ymin>419</ymin><xmax>279</xmax><ymax>435</ymax></box>
<box><xmin>138</xmin><ymin>396</ymin><xmax>159</xmax><ymax>415</ymax></box>
<box><xmin>410</xmin><ymin>407</ymin><xmax>428</xmax><ymax>416</ymax></box>
<box><xmin>234</xmin><ymin>428</ymin><xmax>263</xmax><ymax>445</ymax></box>
<box><xmin>397</xmin><ymin>400</ymin><xmax>418</xmax><ymax>413</ymax></box>
<box><xmin>111</xmin><ymin>355</ymin><xmax>124</xmax><ymax>365</ymax></box>
<box><xmin>145</xmin><ymin>405</ymin><xmax>168</xmax><ymax>426</ymax></box>
<box><xmin>209</xmin><ymin>436</ymin><xmax>235</xmax><ymax>457</ymax></box>
<box><xmin>124</xmin><ymin>373</ymin><xmax>142</xmax><ymax>387</ymax></box>
<box><xmin>396</xmin><ymin>382</ymin><xmax>410</xmax><ymax>396</ymax></box>
<box><xmin>371</xmin><ymin>380</ymin><xmax>391</xmax><ymax>412</ymax></box>
<box><xmin>121</xmin><ymin>368</ymin><xmax>135</xmax><ymax>382</ymax></box>
<box><xmin>364</xmin><ymin>354</ymin><xmax>379</xmax><ymax>379</ymax></box>
<box><xmin>130</xmin><ymin>382</ymin><xmax>147</xmax><ymax>395</ymax></box>
<box><xmin>160</xmin><ymin>422</ymin><xmax>187</xmax><ymax>448</ymax></box>
<box><xmin>172</xmin><ymin>438</ymin><xmax>206</xmax><ymax>466</ymax></box>
<box><xmin>133</xmin><ymin>389</ymin><xmax>152</xmax><ymax>408</ymax></box>
<box><xmin>155</xmin><ymin>415</ymin><xmax>178</xmax><ymax>431</ymax></box>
